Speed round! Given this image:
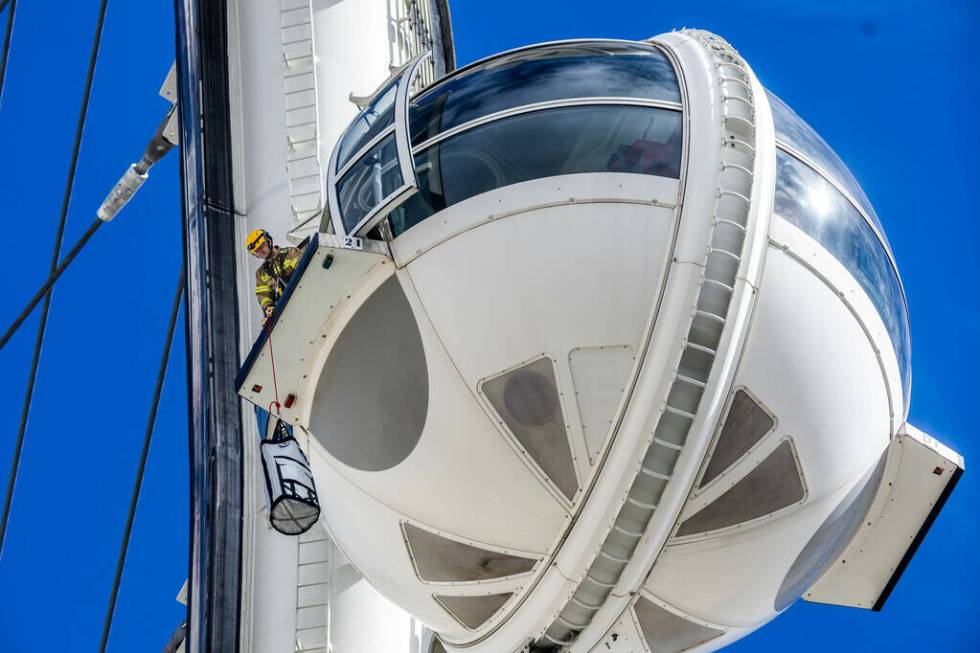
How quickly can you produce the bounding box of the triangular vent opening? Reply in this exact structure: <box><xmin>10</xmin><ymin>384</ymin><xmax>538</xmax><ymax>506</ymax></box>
<box><xmin>678</xmin><ymin>439</ymin><xmax>805</xmax><ymax>536</ymax></box>
<box><xmin>436</xmin><ymin>593</ymin><xmax>512</xmax><ymax>630</ymax></box>
<box><xmin>482</xmin><ymin>356</ymin><xmax>578</xmax><ymax>500</ymax></box>
<box><xmin>699</xmin><ymin>389</ymin><xmax>775</xmax><ymax>488</ymax></box>
<box><xmin>633</xmin><ymin>597</ymin><xmax>724</xmax><ymax>652</ymax></box>
<box><xmin>403</xmin><ymin>523</ymin><xmax>536</xmax><ymax>583</ymax></box>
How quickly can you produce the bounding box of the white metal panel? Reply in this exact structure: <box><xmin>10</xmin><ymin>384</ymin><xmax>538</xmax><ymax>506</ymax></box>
<box><xmin>645</xmin><ymin>481</ymin><xmax>854</xmax><ymax>627</ymax></box>
<box><xmin>402</xmin><ymin>200</ymin><xmax>673</xmax><ymax>399</ymax></box>
<box><xmin>770</xmin><ymin>217</ymin><xmax>904</xmax><ymax>436</ymax></box>
<box><xmin>588</xmin><ymin>607</ymin><xmax>650</xmax><ymax>653</ymax></box>
<box><xmin>303</xmin><ymin>266</ymin><xmax>570</xmax><ymax>553</ymax></box>
<box><xmin>305</xmin><ymin>441</ymin><xmax>486</xmax><ymax>641</ymax></box>
<box><xmin>569</xmin><ymin>345</ymin><xmax>636</xmax><ymax>464</ymax></box>
<box><xmin>804</xmin><ymin>424</ymin><xmax>963</xmax><ymax>609</ymax></box>
<box><xmin>390</xmin><ymin>172</ymin><xmax>679</xmax><ymax>267</ymax></box>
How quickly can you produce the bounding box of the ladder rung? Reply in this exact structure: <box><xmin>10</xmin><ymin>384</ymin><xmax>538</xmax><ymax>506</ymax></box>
<box><xmin>723</xmin><ymin>113</ymin><xmax>756</xmax><ymax>132</ymax></box>
<box><xmin>723</xmin><ymin>136</ymin><xmax>756</xmax><ymax>152</ymax></box>
<box><xmin>703</xmin><ymin>278</ymin><xmax>735</xmax><ymax>293</ymax></box>
<box><xmin>640</xmin><ymin>465</ymin><xmax>671</xmax><ymax>482</ymax></box>
<box><xmin>709</xmin><ymin>247</ymin><xmax>741</xmax><ymax>261</ymax></box>
<box><xmin>721</xmin><ymin>162</ymin><xmax>754</xmax><ymax>177</ymax></box>
<box><xmin>598</xmin><ymin>549</ymin><xmax>630</xmax><ymax>564</ymax></box>
<box><xmin>685</xmin><ymin>342</ymin><xmax>717</xmax><ymax>356</ymax></box>
<box><xmin>557</xmin><ymin>614</ymin><xmax>589</xmax><ymax>629</ymax></box>
<box><xmin>724</xmin><ymin>94</ymin><xmax>754</xmax><ymax>108</ymax></box>
<box><xmin>570</xmin><ymin>594</ymin><xmax>603</xmax><ymax>611</ymax></box>
<box><xmin>695</xmin><ymin>309</ymin><xmax>726</xmax><ymax>325</ymax></box>
<box><xmin>665</xmin><ymin>405</ymin><xmax>696</xmax><ymax>420</ymax></box>
<box><xmin>719</xmin><ymin>75</ymin><xmax>752</xmax><ymax>91</ymax></box>
<box><xmin>584</xmin><ymin>573</ymin><xmax>616</xmax><ymax>588</ymax></box>
<box><xmin>676</xmin><ymin>373</ymin><xmax>707</xmax><ymax>389</ymax></box>
<box><xmin>654</xmin><ymin>436</ymin><xmax>684</xmax><ymax>452</ymax></box>
<box><xmin>717</xmin><ymin>188</ymin><xmax>751</xmax><ymax>204</ymax></box>
<box><xmin>613</xmin><ymin>523</ymin><xmax>645</xmax><ymax>538</ymax></box>
<box><xmin>543</xmin><ymin>632</ymin><xmax>570</xmax><ymax>646</ymax></box>
<box><xmin>627</xmin><ymin>494</ymin><xmax>659</xmax><ymax>510</ymax></box>
<box><xmin>714</xmin><ymin>217</ymin><xmax>748</xmax><ymax>232</ymax></box>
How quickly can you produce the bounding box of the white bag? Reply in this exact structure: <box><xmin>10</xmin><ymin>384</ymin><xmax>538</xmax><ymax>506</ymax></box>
<box><xmin>260</xmin><ymin>419</ymin><xmax>321</xmax><ymax>535</ymax></box>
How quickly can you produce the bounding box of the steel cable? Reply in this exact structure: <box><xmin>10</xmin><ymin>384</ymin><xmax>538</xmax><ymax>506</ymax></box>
<box><xmin>0</xmin><ymin>0</ymin><xmax>16</xmax><ymax>103</ymax></box>
<box><xmin>0</xmin><ymin>0</ymin><xmax>110</xmax><ymax>555</ymax></box>
<box><xmin>0</xmin><ymin>218</ymin><xmax>103</xmax><ymax>352</ymax></box>
<box><xmin>98</xmin><ymin>269</ymin><xmax>184</xmax><ymax>653</ymax></box>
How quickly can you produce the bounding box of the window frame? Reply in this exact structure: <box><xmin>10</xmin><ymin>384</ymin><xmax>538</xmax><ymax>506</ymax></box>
<box><xmin>327</xmin><ymin>51</ymin><xmax>431</xmax><ymax>237</ymax></box>
<box><xmin>387</xmin><ymin>101</ymin><xmax>685</xmax><ymax>238</ymax></box>
<box><xmin>411</xmin><ymin>96</ymin><xmax>683</xmax><ymax>155</ymax></box>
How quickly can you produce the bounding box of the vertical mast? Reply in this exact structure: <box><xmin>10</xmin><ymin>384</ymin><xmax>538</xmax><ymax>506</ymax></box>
<box><xmin>174</xmin><ymin>1</ymin><xmax>243</xmax><ymax>652</ymax></box>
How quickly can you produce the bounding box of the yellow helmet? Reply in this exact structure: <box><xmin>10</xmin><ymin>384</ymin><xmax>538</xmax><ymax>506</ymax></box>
<box><xmin>245</xmin><ymin>228</ymin><xmax>272</xmax><ymax>253</ymax></box>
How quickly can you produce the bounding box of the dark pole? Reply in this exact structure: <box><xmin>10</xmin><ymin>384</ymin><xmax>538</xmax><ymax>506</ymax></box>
<box><xmin>173</xmin><ymin>1</ymin><xmax>244</xmax><ymax>652</ymax></box>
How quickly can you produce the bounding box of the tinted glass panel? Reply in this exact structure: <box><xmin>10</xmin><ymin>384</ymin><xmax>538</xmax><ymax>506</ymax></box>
<box><xmin>775</xmin><ymin>150</ymin><xmax>911</xmax><ymax>403</ymax></box>
<box><xmin>767</xmin><ymin>91</ymin><xmax>887</xmax><ymax>244</ymax></box>
<box><xmin>410</xmin><ymin>42</ymin><xmax>680</xmax><ymax>146</ymax></box>
<box><xmin>337</xmin><ymin>133</ymin><xmax>404</xmax><ymax>232</ymax></box>
<box><xmin>391</xmin><ymin>105</ymin><xmax>682</xmax><ymax>236</ymax></box>
<box><xmin>336</xmin><ymin>78</ymin><xmax>399</xmax><ymax>171</ymax></box>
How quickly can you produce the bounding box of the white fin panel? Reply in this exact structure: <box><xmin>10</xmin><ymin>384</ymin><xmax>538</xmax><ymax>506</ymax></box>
<box><xmin>569</xmin><ymin>345</ymin><xmax>635</xmax><ymax>464</ymax></box>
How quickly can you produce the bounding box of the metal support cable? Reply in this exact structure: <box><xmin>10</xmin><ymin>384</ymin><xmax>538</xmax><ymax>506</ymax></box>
<box><xmin>0</xmin><ymin>0</ymin><xmax>16</xmax><ymax>103</ymax></box>
<box><xmin>0</xmin><ymin>218</ymin><xmax>103</xmax><ymax>352</ymax></box>
<box><xmin>98</xmin><ymin>269</ymin><xmax>184</xmax><ymax>653</ymax></box>
<box><xmin>0</xmin><ymin>0</ymin><xmax>109</xmax><ymax>556</ymax></box>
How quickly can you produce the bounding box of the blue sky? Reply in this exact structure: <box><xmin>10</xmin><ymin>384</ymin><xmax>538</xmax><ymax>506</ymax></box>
<box><xmin>0</xmin><ymin>1</ymin><xmax>976</xmax><ymax>651</ymax></box>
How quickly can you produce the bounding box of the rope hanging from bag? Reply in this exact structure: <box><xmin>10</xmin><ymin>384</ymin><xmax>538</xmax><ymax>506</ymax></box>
<box><xmin>264</xmin><ymin>317</ymin><xmax>282</xmax><ymax>417</ymax></box>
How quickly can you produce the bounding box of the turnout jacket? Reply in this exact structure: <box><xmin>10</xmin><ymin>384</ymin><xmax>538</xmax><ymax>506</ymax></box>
<box><xmin>255</xmin><ymin>245</ymin><xmax>304</xmax><ymax>312</ymax></box>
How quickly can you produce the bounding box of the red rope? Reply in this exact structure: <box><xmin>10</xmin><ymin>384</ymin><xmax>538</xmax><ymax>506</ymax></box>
<box><xmin>264</xmin><ymin>317</ymin><xmax>282</xmax><ymax>416</ymax></box>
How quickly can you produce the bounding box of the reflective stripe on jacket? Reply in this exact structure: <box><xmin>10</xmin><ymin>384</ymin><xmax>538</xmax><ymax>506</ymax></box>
<box><xmin>255</xmin><ymin>246</ymin><xmax>304</xmax><ymax>310</ymax></box>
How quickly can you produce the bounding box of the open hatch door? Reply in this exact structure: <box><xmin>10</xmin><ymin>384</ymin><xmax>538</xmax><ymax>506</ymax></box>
<box><xmin>804</xmin><ymin>424</ymin><xmax>964</xmax><ymax>610</ymax></box>
<box><xmin>236</xmin><ymin>233</ymin><xmax>393</xmax><ymax>427</ymax></box>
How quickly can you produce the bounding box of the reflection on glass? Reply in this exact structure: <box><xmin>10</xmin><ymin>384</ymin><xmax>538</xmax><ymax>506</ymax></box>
<box><xmin>767</xmin><ymin>91</ymin><xmax>888</xmax><ymax>244</ymax></box>
<box><xmin>775</xmin><ymin>150</ymin><xmax>910</xmax><ymax>403</ymax></box>
<box><xmin>390</xmin><ymin>105</ymin><xmax>682</xmax><ymax>236</ymax></box>
<box><xmin>336</xmin><ymin>78</ymin><xmax>400</xmax><ymax>172</ymax></box>
<box><xmin>337</xmin><ymin>133</ymin><xmax>404</xmax><ymax>233</ymax></box>
<box><xmin>410</xmin><ymin>42</ymin><xmax>681</xmax><ymax>146</ymax></box>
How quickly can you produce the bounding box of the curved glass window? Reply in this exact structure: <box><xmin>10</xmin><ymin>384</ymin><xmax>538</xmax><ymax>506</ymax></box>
<box><xmin>767</xmin><ymin>91</ymin><xmax>887</xmax><ymax>244</ymax></box>
<box><xmin>335</xmin><ymin>78</ymin><xmax>400</xmax><ymax>172</ymax></box>
<box><xmin>336</xmin><ymin>133</ymin><xmax>404</xmax><ymax>233</ymax></box>
<box><xmin>390</xmin><ymin>105</ymin><xmax>682</xmax><ymax>236</ymax></box>
<box><xmin>775</xmin><ymin>150</ymin><xmax>910</xmax><ymax>403</ymax></box>
<box><xmin>409</xmin><ymin>42</ymin><xmax>681</xmax><ymax>147</ymax></box>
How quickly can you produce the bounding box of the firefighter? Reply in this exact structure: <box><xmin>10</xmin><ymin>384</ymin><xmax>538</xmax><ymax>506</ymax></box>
<box><xmin>245</xmin><ymin>228</ymin><xmax>304</xmax><ymax>319</ymax></box>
